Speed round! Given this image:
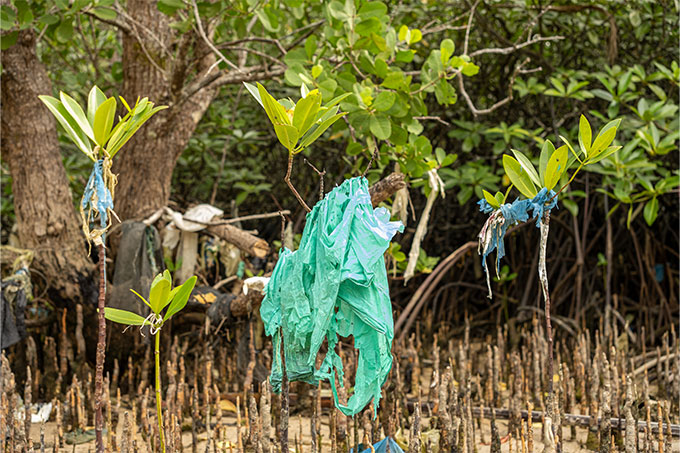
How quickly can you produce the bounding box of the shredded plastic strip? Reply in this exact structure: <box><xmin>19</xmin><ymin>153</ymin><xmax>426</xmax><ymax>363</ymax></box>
<box><xmin>80</xmin><ymin>158</ymin><xmax>117</xmax><ymax>244</ymax></box>
<box><xmin>477</xmin><ymin>187</ymin><xmax>557</xmax><ymax>298</ymax></box>
<box><xmin>261</xmin><ymin>177</ymin><xmax>403</xmax><ymax>416</ymax></box>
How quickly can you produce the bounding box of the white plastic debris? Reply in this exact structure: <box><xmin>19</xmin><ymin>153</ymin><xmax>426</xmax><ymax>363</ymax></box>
<box><xmin>243</xmin><ymin>276</ymin><xmax>270</xmax><ymax>295</ymax></box>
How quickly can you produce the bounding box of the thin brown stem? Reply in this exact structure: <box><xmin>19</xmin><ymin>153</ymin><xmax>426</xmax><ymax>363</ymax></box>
<box><xmin>280</xmin><ymin>327</ymin><xmax>289</xmax><ymax>451</ymax></box>
<box><xmin>284</xmin><ymin>153</ymin><xmax>311</xmax><ymax>213</ymax></box>
<box><xmin>539</xmin><ymin>214</ymin><xmax>556</xmax><ymax>452</ymax></box>
<box><xmin>304</xmin><ymin>158</ymin><xmax>326</xmax><ymax>201</ymax></box>
<box><xmin>362</xmin><ymin>136</ymin><xmax>379</xmax><ymax>177</ymax></box>
<box><xmin>94</xmin><ymin>242</ymin><xmax>107</xmax><ymax>453</ymax></box>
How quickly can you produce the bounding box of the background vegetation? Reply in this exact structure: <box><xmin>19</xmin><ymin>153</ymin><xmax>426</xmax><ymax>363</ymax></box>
<box><xmin>1</xmin><ymin>0</ymin><xmax>678</xmax><ymax>339</ymax></box>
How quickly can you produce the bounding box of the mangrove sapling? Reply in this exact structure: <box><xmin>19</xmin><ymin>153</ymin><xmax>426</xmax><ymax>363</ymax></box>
<box><xmin>477</xmin><ymin>114</ymin><xmax>622</xmax><ymax>453</ymax></box>
<box><xmin>103</xmin><ymin>270</ymin><xmax>197</xmax><ymax>453</ymax></box>
<box><xmin>39</xmin><ymin>86</ymin><xmax>166</xmax><ymax>453</ymax></box>
<box><xmin>244</xmin><ymin>82</ymin><xmax>349</xmax><ymax>212</ymax></box>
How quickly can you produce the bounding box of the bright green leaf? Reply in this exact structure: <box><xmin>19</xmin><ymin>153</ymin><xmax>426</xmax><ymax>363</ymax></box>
<box><xmin>149</xmin><ymin>277</ymin><xmax>170</xmax><ymax>314</ymax></box>
<box><xmin>590</xmin><ymin>126</ymin><xmax>617</xmax><ymax>155</ymax></box>
<box><xmin>103</xmin><ymin>307</ymin><xmax>148</xmax><ymax>326</ymax></box>
<box><xmin>38</xmin><ymin>95</ymin><xmax>94</xmax><ymax>159</ymax></box>
<box><xmin>587</xmin><ymin>145</ymin><xmax>621</xmax><ymax>165</ymax></box>
<box><xmin>544</xmin><ymin>144</ymin><xmax>568</xmax><ymax>191</ymax></box>
<box><xmin>643</xmin><ymin>197</ymin><xmax>658</xmax><ymax>226</ymax></box>
<box><xmin>372</xmin><ymin>91</ymin><xmax>396</xmax><ymax>112</ymax></box>
<box><xmin>578</xmin><ymin>115</ymin><xmax>592</xmax><ymax>155</ymax></box>
<box><xmin>398</xmin><ymin>25</ymin><xmax>408</xmax><ymax>41</ymax></box>
<box><xmin>91</xmin><ymin>6</ymin><xmax>117</xmax><ymax>21</ymax></box>
<box><xmin>130</xmin><ymin>289</ymin><xmax>152</xmax><ymax>310</ymax></box>
<box><xmin>369</xmin><ymin>114</ymin><xmax>391</xmax><ymax>140</ymax></box>
<box><xmin>559</xmin><ymin>135</ymin><xmax>582</xmax><ymax>162</ymax></box>
<box><xmin>511</xmin><ymin>149</ymin><xmax>541</xmax><ymax>187</ymax></box>
<box><xmin>539</xmin><ymin>140</ymin><xmax>555</xmax><ymax>185</ymax></box>
<box><xmin>408</xmin><ymin>28</ymin><xmax>422</xmax><ymax>44</ymax></box>
<box><xmin>87</xmin><ymin>86</ymin><xmax>107</xmax><ymax>126</ymax></box>
<box><xmin>440</xmin><ymin>39</ymin><xmax>455</xmax><ymax>65</ymax></box>
<box><xmin>502</xmin><ymin>155</ymin><xmax>537</xmax><ymax>198</ymax></box>
<box><xmin>298</xmin><ymin>112</ymin><xmax>345</xmax><ymax>149</ymax></box>
<box><xmin>60</xmin><ymin>92</ymin><xmax>95</xmax><ymax>142</ymax></box>
<box><xmin>293</xmin><ymin>90</ymin><xmax>321</xmax><ymax>135</ymax></box>
<box><xmin>243</xmin><ymin>82</ymin><xmax>264</xmax><ymax>109</ymax></box>
<box><xmin>93</xmin><ymin>97</ymin><xmax>116</xmax><ymax>147</ymax></box>
<box><xmin>483</xmin><ymin>189</ymin><xmax>500</xmax><ymax>209</ymax></box>
<box><xmin>164</xmin><ymin>276</ymin><xmax>197</xmax><ymax>321</ymax></box>
<box><xmin>274</xmin><ymin>123</ymin><xmax>299</xmax><ymax>152</ymax></box>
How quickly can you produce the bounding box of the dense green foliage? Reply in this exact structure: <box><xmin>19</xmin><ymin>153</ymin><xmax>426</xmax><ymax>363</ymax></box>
<box><xmin>1</xmin><ymin>0</ymin><xmax>678</xmax><ymax>329</ymax></box>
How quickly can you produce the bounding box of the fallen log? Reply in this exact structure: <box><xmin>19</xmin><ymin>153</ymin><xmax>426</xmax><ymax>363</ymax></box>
<box><xmin>207</xmin><ymin>223</ymin><xmax>270</xmax><ymax>258</ymax></box>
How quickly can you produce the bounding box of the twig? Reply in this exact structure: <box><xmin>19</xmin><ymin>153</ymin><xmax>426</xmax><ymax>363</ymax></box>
<box><xmin>207</xmin><ymin>210</ymin><xmax>292</xmax><ymax>226</ymax></box>
<box><xmin>284</xmin><ymin>20</ymin><xmax>325</xmax><ymax>51</ymax></box>
<box><xmin>413</xmin><ymin>115</ymin><xmax>450</xmax><ymax>126</ymax></box>
<box><xmin>304</xmin><ymin>158</ymin><xmax>326</xmax><ymax>201</ymax></box>
<box><xmin>362</xmin><ymin>136</ymin><xmax>379</xmax><ymax>177</ymax></box>
<box><xmin>469</xmin><ymin>35</ymin><xmax>564</xmax><ymax>57</ymax></box>
<box><xmin>190</xmin><ymin>0</ymin><xmax>242</xmax><ymax>73</ymax></box>
<box><xmin>463</xmin><ymin>0</ymin><xmax>482</xmax><ymax>55</ymax></box>
<box><xmin>458</xmin><ymin>57</ymin><xmax>530</xmax><ymax>117</ymax></box>
<box><xmin>84</xmin><ymin>8</ymin><xmax>131</xmax><ymax>33</ymax></box>
<box><xmin>180</xmin><ymin>65</ymin><xmax>285</xmax><ymax>104</ymax></box>
<box><xmin>220</xmin><ymin>46</ymin><xmax>286</xmax><ymax>66</ymax></box>
<box><xmin>284</xmin><ymin>154</ymin><xmax>311</xmax><ymax>213</ymax></box>
<box><xmin>633</xmin><ymin>353</ymin><xmax>678</xmax><ymax>377</ymax></box>
<box><xmin>219</xmin><ymin>37</ymin><xmax>287</xmax><ymax>55</ymax></box>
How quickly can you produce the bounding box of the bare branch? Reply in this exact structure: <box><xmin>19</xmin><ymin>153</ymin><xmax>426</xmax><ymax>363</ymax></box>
<box><xmin>221</xmin><ymin>46</ymin><xmax>285</xmax><ymax>67</ymax></box>
<box><xmin>219</xmin><ymin>37</ymin><xmax>287</xmax><ymax>55</ymax></box>
<box><xmin>458</xmin><ymin>57</ymin><xmax>530</xmax><ymax>117</ymax></box>
<box><xmin>83</xmin><ymin>9</ymin><xmax>131</xmax><ymax>33</ymax></box>
<box><xmin>180</xmin><ymin>64</ymin><xmax>285</xmax><ymax>102</ymax></box>
<box><xmin>469</xmin><ymin>35</ymin><xmax>564</xmax><ymax>57</ymax></box>
<box><xmin>413</xmin><ymin>116</ymin><xmax>451</xmax><ymax>126</ymax></box>
<box><xmin>463</xmin><ymin>0</ymin><xmax>482</xmax><ymax>55</ymax></box>
<box><xmin>190</xmin><ymin>0</ymin><xmax>242</xmax><ymax>73</ymax></box>
<box><xmin>422</xmin><ymin>24</ymin><xmax>468</xmax><ymax>35</ymax></box>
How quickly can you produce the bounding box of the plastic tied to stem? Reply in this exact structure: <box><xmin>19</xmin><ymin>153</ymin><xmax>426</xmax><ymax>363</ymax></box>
<box><xmin>350</xmin><ymin>437</ymin><xmax>405</xmax><ymax>453</ymax></box>
<box><xmin>80</xmin><ymin>157</ymin><xmax>118</xmax><ymax>246</ymax></box>
<box><xmin>260</xmin><ymin>176</ymin><xmax>403</xmax><ymax>417</ymax></box>
<box><xmin>477</xmin><ymin>187</ymin><xmax>558</xmax><ymax>298</ymax></box>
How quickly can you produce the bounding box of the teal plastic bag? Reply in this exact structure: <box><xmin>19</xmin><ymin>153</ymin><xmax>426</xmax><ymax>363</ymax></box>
<box><xmin>261</xmin><ymin>177</ymin><xmax>403</xmax><ymax>416</ymax></box>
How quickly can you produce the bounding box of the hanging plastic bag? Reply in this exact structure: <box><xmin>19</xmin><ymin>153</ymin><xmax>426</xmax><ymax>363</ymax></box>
<box><xmin>261</xmin><ymin>177</ymin><xmax>403</xmax><ymax>416</ymax></box>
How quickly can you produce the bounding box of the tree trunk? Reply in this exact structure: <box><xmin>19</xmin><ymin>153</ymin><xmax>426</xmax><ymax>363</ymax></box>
<box><xmin>113</xmin><ymin>0</ymin><xmax>218</xmax><ymax>221</ymax></box>
<box><xmin>1</xmin><ymin>29</ymin><xmax>96</xmax><ymax>306</ymax></box>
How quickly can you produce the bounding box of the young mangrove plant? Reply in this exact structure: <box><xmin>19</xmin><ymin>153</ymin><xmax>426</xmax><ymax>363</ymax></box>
<box><xmin>244</xmin><ymin>82</ymin><xmax>349</xmax><ymax>211</ymax></box>
<box><xmin>104</xmin><ymin>271</ymin><xmax>197</xmax><ymax>453</ymax></box>
<box><xmin>39</xmin><ymin>86</ymin><xmax>166</xmax><ymax>452</ymax></box>
<box><xmin>477</xmin><ymin>114</ymin><xmax>621</xmax><ymax>453</ymax></box>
